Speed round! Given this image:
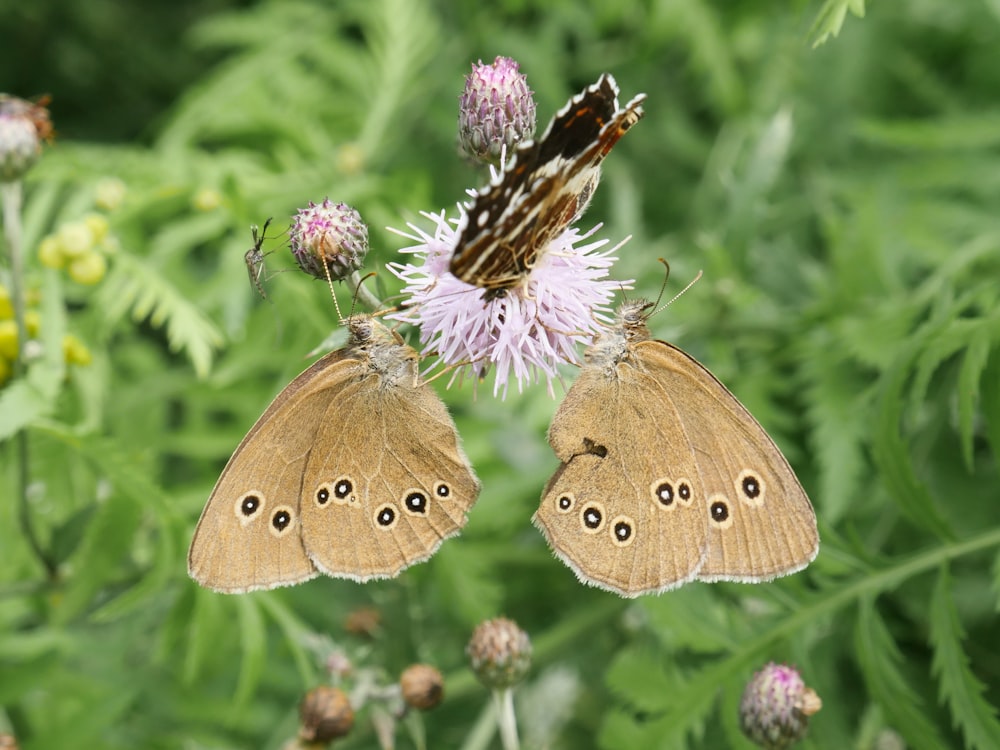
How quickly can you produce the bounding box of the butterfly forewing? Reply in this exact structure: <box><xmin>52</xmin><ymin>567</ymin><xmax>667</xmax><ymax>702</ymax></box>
<box><xmin>449</xmin><ymin>73</ymin><xmax>646</xmax><ymax>291</ymax></box>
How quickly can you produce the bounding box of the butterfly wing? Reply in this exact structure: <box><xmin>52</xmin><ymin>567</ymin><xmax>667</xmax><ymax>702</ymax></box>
<box><xmin>188</xmin><ymin>350</ymin><xmax>356</xmax><ymax>593</ymax></box>
<box><xmin>450</xmin><ymin>73</ymin><xmax>646</xmax><ymax>290</ymax></box>
<box><xmin>299</xmin><ymin>374</ymin><xmax>480</xmax><ymax>581</ymax></box>
<box><xmin>535</xmin><ymin>340</ymin><xmax>818</xmax><ymax>597</ymax></box>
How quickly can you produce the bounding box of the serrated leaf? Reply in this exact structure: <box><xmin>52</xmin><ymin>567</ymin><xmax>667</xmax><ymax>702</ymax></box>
<box><xmin>432</xmin><ymin>542</ymin><xmax>503</xmax><ymax>626</ymax></box>
<box><xmin>184</xmin><ymin>586</ymin><xmax>225</xmax><ymax>684</ymax></box>
<box><xmin>929</xmin><ymin>566</ymin><xmax>1000</xmax><ymax>749</ymax></box>
<box><xmin>53</xmin><ymin>492</ymin><xmax>143</xmax><ymax>623</ymax></box>
<box><xmin>232</xmin><ymin>595</ymin><xmax>266</xmax><ymax>711</ymax></box>
<box><xmin>810</xmin><ymin>0</ymin><xmax>866</xmax><ymax>48</ymax></box>
<box><xmin>873</xmin><ymin>350</ymin><xmax>953</xmax><ymax>539</ymax></box>
<box><xmin>855</xmin><ymin>598</ymin><xmax>947</xmax><ymax>749</ymax></box>
<box><xmin>957</xmin><ymin>328</ymin><xmax>992</xmax><ymax>471</ymax></box>
<box><xmin>97</xmin><ymin>252</ymin><xmax>222</xmax><ymax>378</ymax></box>
<box><xmin>254</xmin><ymin>592</ymin><xmax>317</xmax><ymax>687</ymax></box>
<box><xmin>604</xmin><ymin>646</ymin><xmax>679</xmax><ymax>713</ymax></box>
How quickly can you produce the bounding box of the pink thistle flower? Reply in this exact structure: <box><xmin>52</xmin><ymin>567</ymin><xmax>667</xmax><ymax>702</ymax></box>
<box><xmin>387</xmin><ymin>210</ymin><xmax>630</xmax><ymax>398</ymax></box>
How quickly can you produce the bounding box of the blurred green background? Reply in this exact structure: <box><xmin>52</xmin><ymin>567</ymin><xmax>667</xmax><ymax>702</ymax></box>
<box><xmin>2</xmin><ymin>0</ymin><xmax>999</xmax><ymax>748</ymax></box>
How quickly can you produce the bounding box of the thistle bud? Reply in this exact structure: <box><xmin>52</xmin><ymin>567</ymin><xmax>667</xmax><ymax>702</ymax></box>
<box><xmin>400</xmin><ymin>663</ymin><xmax>444</xmax><ymax>710</ymax></box>
<box><xmin>289</xmin><ymin>199</ymin><xmax>368</xmax><ymax>282</ymax></box>
<box><xmin>299</xmin><ymin>686</ymin><xmax>354</xmax><ymax>743</ymax></box>
<box><xmin>344</xmin><ymin>605</ymin><xmax>381</xmax><ymax>638</ymax></box>
<box><xmin>466</xmin><ymin>617</ymin><xmax>532</xmax><ymax>689</ymax></box>
<box><xmin>739</xmin><ymin>663</ymin><xmax>821</xmax><ymax>749</ymax></box>
<box><xmin>0</xmin><ymin>94</ymin><xmax>52</xmax><ymax>182</ymax></box>
<box><xmin>458</xmin><ymin>57</ymin><xmax>536</xmax><ymax>165</ymax></box>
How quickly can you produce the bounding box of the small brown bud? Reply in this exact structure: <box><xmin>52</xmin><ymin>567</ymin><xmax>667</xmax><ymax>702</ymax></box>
<box><xmin>0</xmin><ymin>734</ymin><xmax>18</xmax><ymax>750</ymax></box>
<box><xmin>399</xmin><ymin>663</ymin><xmax>444</xmax><ymax>710</ymax></box>
<box><xmin>299</xmin><ymin>686</ymin><xmax>354</xmax><ymax>743</ymax></box>
<box><xmin>466</xmin><ymin>617</ymin><xmax>532</xmax><ymax>689</ymax></box>
<box><xmin>344</xmin><ymin>605</ymin><xmax>381</xmax><ymax>638</ymax></box>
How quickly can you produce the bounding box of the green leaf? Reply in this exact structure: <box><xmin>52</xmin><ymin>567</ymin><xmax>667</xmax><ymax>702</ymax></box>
<box><xmin>873</xmin><ymin>348</ymin><xmax>954</xmax><ymax>539</ymax></box>
<box><xmin>96</xmin><ymin>251</ymin><xmax>223</xmax><ymax>378</ymax></box>
<box><xmin>854</xmin><ymin>598</ymin><xmax>947</xmax><ymax>749</ymax></box>
<box><xmin>956</xmin><ymin>328</ymin><xmax>992</xmax><ymax>471</ymax></box>
<box><xmin>232</xmin><ymin>595</ymin><xmax>266</xmax><ymax>712</ymax></box>
<box><xmin>53</xmin><ymin>491</ymin><xmax>143</xmax><ymax>623</ymax></box>
<box><xmin>604</xmin><ymin>645</ymin><xmax>681</xmax><ymax>714</ymax></box>
<box><xmin>981</xmin><ymin>348</ymin><xmax>1000</xmax><ymax>468</ymax></box>
<box><xmin>929</xmin><ymin>566</ymin><xmax>1000</xmax><ymax>749</ymax></box>
<box><xmin>809</xmin><ymin>0</ymin><xmax>866</xmax><ymax>48</ymax></box>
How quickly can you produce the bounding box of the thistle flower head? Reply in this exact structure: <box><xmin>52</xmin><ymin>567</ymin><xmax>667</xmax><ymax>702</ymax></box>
<box><xmin>0</xmin><ymin>95</ymin><xmax>53</xmax><ymax>182</ymax></box>
<box><xmin>387</xmin><ymin>211</ymin><xmax>628</xmax><ymax>398</ymax></box>
<box><xmin>466</xmin><ymin>617</ymin><xmax>532</xmax><ymax>690</ymax></box>
<box><xmin>739</xmin><ymin>663</ymin><xmax>821</xmax><ymax>749</ymax></box>
<box><xmin>298</xmin><ymin>685</ymin><xmax>354</xmax><ymax>743</ymax></box>
<box><xmin>399</xmin><ymin>663</ymin><xmax>445</xmax><ymax>710</ymax></box>
<box><xmin>459</xmin><ymin>57</ymin><xmax>537</xmax><ymax>165</ymax></box>
<box><xmin>290</xmin><ymin>198</ymin><xmax>368</xmax><ymax>282</ymax></box>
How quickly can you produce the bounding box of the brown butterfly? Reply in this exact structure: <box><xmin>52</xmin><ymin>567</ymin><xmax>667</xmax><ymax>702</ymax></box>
<box><xmin>449</xmin><ymin>73</ymin><xmax>645</xmax><ymax>295</ymax></box>
<box><xmin>534</xmin><ymin>300</ymin><xmax>819</xmax><ymax>597</ymax></box>
<box><xmin>189</xmin><ymin>314</ymin><xmax>481</xmax><ymax>593</ymax></box>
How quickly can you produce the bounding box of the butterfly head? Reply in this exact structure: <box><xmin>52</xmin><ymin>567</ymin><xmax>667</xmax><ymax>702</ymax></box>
<box><xmin>583</xmin><ymin>300</ymin><xmax>653</xmax><ymax>369</ymax></box>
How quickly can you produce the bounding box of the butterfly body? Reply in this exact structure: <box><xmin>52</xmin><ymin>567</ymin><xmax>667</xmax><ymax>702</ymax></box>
<box><xmin>189</xmin><ymin>315</ymin><xmax>480</xmax><ymax>593</ymax></box>
<box><xmin>534</xmin><ymin>301</ymin><xmax>818</xmax><ymax>597</ymax></box>
<box><xmin>450</xmin><ymin>73</ymin><xmax>646</xmax><ymax>293</ymax></box>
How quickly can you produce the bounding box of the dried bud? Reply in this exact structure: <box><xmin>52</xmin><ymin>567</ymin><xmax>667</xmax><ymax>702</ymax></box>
<box><xmin>458</xmin><ymin>57</ymin><xmax>536</xmax><ymax>165</ymax></box>
<box><xmin>400</xmin><ymin>663</ymin><xmax>444</xmax><ymax>710</ymax></box>
<box><xmin>466</xmin><ymin>617</ymin><xmax>532</xmax><ymax>689</ymax></box>
<box><xmin>289</xmin><ymin>199</ymin><xmax>368</xmax><ymax>282</ymax></box>
<box><xmin>299</xmin><ymin>686</ymin><xmax>354</xmax><ymax>743</ymax></box>
<box><xmin>344</xmin><ymin>605</ymin><xmax>381</xmax><ymax>638</ymax></box>
<box><xmin>739</xmin><ymin>663</ymin><xmax>821</xmax><ymax>749</ymax></box>
<box><xmin>0</xmin><ymin>95</ymin><xmax>52</xmax><ymax>182</ymax></box>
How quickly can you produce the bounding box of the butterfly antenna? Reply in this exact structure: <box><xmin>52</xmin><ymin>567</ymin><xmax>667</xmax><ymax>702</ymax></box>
<box><xmin>321</xmin><ymin>261</ymin><xmax>345</xmax><ymax>322</ymax></box>
<box><xmin>649</xmin><ymin>259</ymin><xmax>703</xmax><ymax>317</ymax></box>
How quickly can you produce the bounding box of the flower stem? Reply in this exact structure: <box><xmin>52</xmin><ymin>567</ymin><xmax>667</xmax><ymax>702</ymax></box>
<box><xmin>347</xmin><ymin>270</ymin><xmax>385</xmax><ymax>313</ymax></box>
<box><xmin>2</xmin><ymin>180</ymin><xmax>55</xmax><ymax>578</ymax></box>
<box><xmin>492</xmin><ymin>688</ymin><xmax>519</xmax><ymax>750</ymax></box>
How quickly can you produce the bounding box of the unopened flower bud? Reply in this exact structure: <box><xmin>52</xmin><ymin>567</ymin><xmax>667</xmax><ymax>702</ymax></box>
<box><xmin>466</xmin><ymin>617</ymin><xmax>532</xmax><ymax>689</ymax></box>
<box><xmin>458</xmin><ymin>57</ymin><xmax>536</xmax><ymax>165</ymax></box>
<box><xmin>739</xmin><ymin>663</ymin><xmax>821</xmax><ymax>749</ymax></box>
<box><xmin>344</xmin><ymin>605</ymin><xmax>381</xmax><ymax>638</ymax></box>
<box><xmin>290</xmin><ymin>199</ymin><xmax>368</xmax><ymax>282</ymax></box>
<box><xmin>0</xmin><ymin>95</ymin><xmax>52</xmax><ymax>182</ymax></box>
<box><xmin>400</xmin><ymin>663</ymin><xmax>444</xmax><ymax>710</ymax></box>
<box><xmin>299</xmin><ymin>686</ymin><xmax>354</xmax><ymax>743</ymax></box>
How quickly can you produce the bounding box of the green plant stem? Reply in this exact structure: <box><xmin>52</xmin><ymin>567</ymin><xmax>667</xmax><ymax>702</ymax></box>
<box><xmin>347</xmin><ymin>270</ymin><xmax>385</xmax><ymax>313</ymax></box>
<box><xmin>1</xmin><ymin>180</ymin><xmax>55</xmax><ymax>579</ymax></box>
<box><xmin>493</xmin><ymin>688</ymin><xmax>519</xmax><ymax>750</ymax></box>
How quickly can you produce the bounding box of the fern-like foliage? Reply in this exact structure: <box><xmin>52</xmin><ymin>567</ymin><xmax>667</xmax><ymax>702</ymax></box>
<box><xmin>2</xmin><ymin>1</ymin><xmax>999</xmax><ymax>749</ymax></box>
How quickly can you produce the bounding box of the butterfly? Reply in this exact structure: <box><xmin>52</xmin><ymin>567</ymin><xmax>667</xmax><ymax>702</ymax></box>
<box><xmin>533</xmin><ymin>299</ymin><xmax>819</xmax><ymax>597</ymax></box>
<box><xmin>188</xmin><ymin>314</ymin><xmax>481</xmax><ymax>593</ymax></box>
<box><xmin>449</xmin><ymin>73</ymin><xmax>646</xmax><ymax>295</ymax></box>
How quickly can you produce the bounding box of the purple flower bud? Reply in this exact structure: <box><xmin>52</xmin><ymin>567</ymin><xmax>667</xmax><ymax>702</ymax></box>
<box><xmin>459</xmin><ymin>57</ymin><xmax>537</xmax><ymax>165</ymax></box>
<box><xmin>289</xmin><ymin>198</ymin><xmax>368</xmax><ymax>281</ymax></box>
<box><xmin>739</xmin><ymin>663</ymin><xmax>822</xmax><ymax>749</ymax></box>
